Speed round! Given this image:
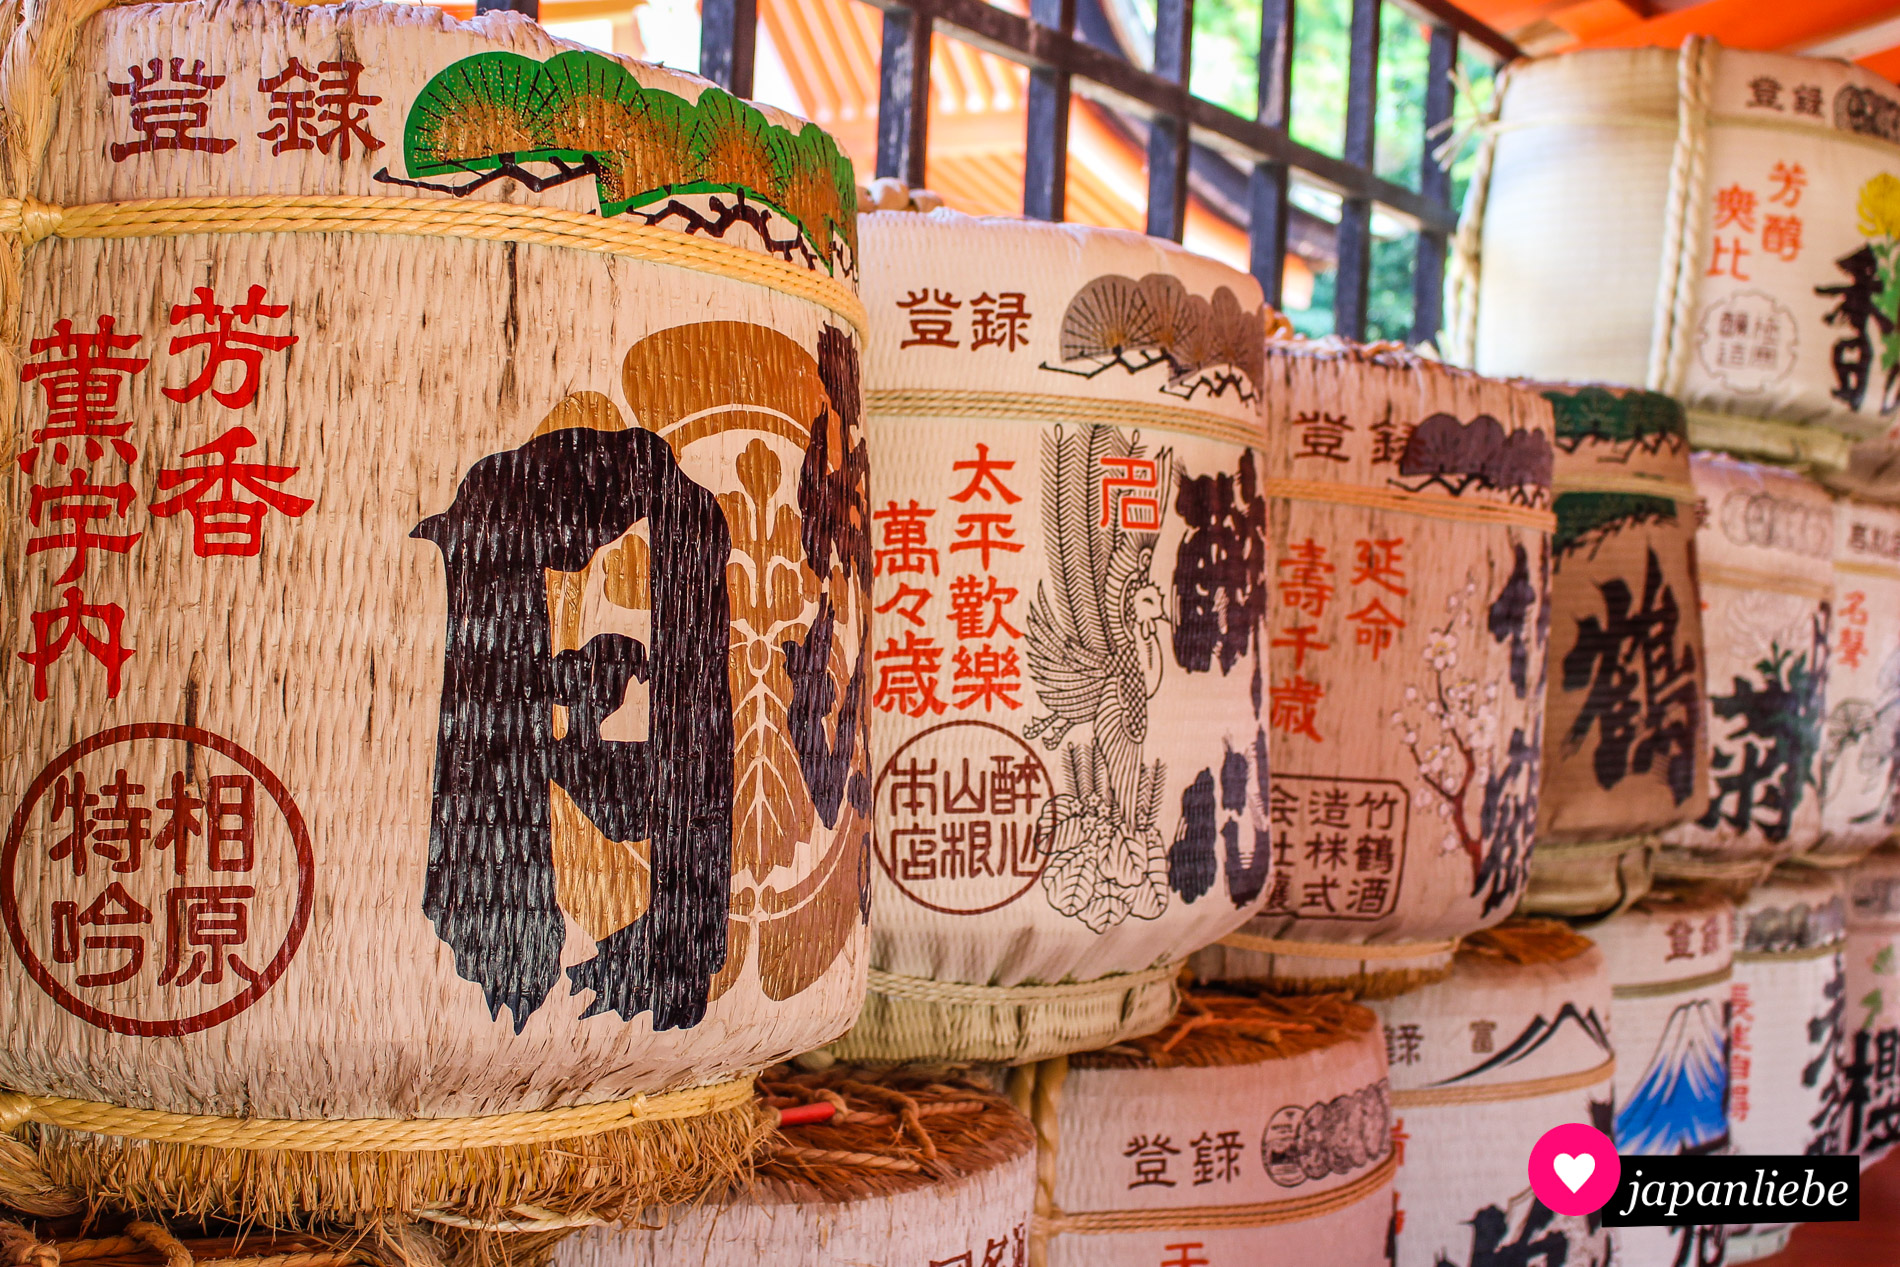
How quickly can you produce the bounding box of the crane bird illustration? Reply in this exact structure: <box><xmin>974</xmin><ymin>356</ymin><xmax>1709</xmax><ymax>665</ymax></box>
<box><xmin>1023</xmin><ymin>425</ymin><xmax>1176</xmax><ymax>823</ymax></box>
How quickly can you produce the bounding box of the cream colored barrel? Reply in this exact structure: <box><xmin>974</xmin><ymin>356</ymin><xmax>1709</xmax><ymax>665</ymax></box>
<box><xmin>1195</xmin><ymin>342</ymin><xmax>1553</xmax><ymax>995</ymax></box>
<box><xmin>1727</xmin><ymin>868</ymin><xmax>1849</xmax><ymax>1261</ymax></box>
<box><xmin>1468</xmin><ymin>41</ymin><xmax>1900</xmax><ymax>464</ymax></box>
<box><xmin>1659</xmin><ymin>456</ymin><xmax>1833</xmax><ymax>886</ymax></box>
<box><xmin>1845</xmin><ymin>846</ymin><xmax>1900</xmax><ymax>1164</ymax></box>
<box><xmin>837</xmin><ymin>210</ymin><xmax>1279</xmax><ymax>1064</ymax></box>
<box><xmin>552</xmin><ymin>1069</ymin><xmax>1036</xmax><ymax>1267</ymax></box>
<box><xmin>1528</xmin><ymin>384</ymin><xmax>1707</xmax><ymax>917</ymax></box>
<box><xmin>1369</xmin><ymin>923</ymin><xmax>1616</xmax><ymax>1267</ymax></box>
<box><xmin>1592</xmin><ymin>888</ymin><xmax>1736</xmax><ymax>1267</ymax></box>
<box><xmin>1034</xmin><ymin>992</ymin><xmax>1393</xmax><ymax>1267</ymax></box>
<box><xmin>1813</xmin><ymin>500</ymin><xmax>1900</xmax><ymax>863</ymax></box>
<box><xmin>0</xmin><ymin>0</ymin><xmax>870</xmax><ymax>1227</ymax></box>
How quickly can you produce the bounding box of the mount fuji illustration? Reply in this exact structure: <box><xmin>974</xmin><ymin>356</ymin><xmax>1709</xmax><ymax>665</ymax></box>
<box><xmin>1616</xmin><ymin>998</ymin><xmax>1729</xmax><ymax>1155</ymax></box>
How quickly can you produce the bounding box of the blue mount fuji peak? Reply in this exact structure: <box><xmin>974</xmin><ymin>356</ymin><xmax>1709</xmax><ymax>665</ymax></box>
<box><xmin>1616</xmin><ymin>998</ymin><xmax>1729</xmax><ymax>1155</ymax></box>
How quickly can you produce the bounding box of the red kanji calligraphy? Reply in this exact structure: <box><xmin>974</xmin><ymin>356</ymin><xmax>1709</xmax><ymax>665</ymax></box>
<box><xmin>1277</xmin><ymin>539</ymin><xmax>1335</xmax><ymax>619</ymax></box>
<box><xmin>951</xmin><ymin>513</ymin><xmax>1022</xmax><ymax>569</ymax></box>
<box><xmin>951</xmin><ymin>644</ymin><xmax>1024</xmax><ymax>711</ymax></box>
<box><xmin>91</xmin><ymin>769</ymin><xmax>151</xmax><ymax>874</ymax></box>
<box><xmin>1350</xmin><ymin>537</ymin><xmax>1409</xmax><ymax>596</ymax></box>
<box><xmin>1271</xmin><ymin>623</ymin><xmax>1329</xmax><ymax>671</ymax></box>
<box><xmin>151</xmin><ymin>771</ymin><xmax>205</xmax><ymax>875</ymax></box>
<box><xmin>1713</xmin><ymin>185</ymin><xmax>1758</xmax><ymax>232</ymax></box>
<box><xmin>206</xmin><ymin>774</ymin><xmax>256</xmax><ymax>872</ymax></box>
<box><xmin>897</xmin><ymin>289</ymin><xmax>961</xmax><ymax>348</ymax></box>
<box><xmin>50</xmin><ymin>882</ymin><xmax>151</xmax><ymax>987</ymax></box>
<box><xmin>1840</xmin><ymin>590</ymin><xmax>1869</xmax><ymax>670</ymax></box>
<box><xmin>1346</xmin><ymin>596</ymin><xmax>1406</xmax><ymax>661</ymax></box>
<box><xmin>158</xmin><ymin>885</ymin><xmax>260</xmax><ymax>986</ymax></box>
<box><xmin>18</xmin><ymin>315</ymin><xmax>148</xmax><ymax>465</ymax></box>
<box><xmin>969</xmin><ymin>292</ymin><xmax>1031</xmax><ymax>352</ymax></box>
<box><xmin>1762</xmin><ymin>214</ymin><xmax>1802</xmax><ymax>263</ymax></box>
<box><xmin>874</xmin><ymin>499</ymin><xmax>939</xmax><ymax>576</ymax></box>
<box><xmin>1708</xmin><ymin>237</ymin><xmax>1751</xmax><ymax>281</ymax></box>
<box><xmin>107</xmin><ymin>58</ymin><xmax>235</xmax><ymax>162</ymax></box>
<box><xmin>48</xmin><ymin>772</ymin><xmax>99</xmax><ymax>877</ymax></box>
<box><xmin>873</xmin><ymin>632</ymin><xmax>948</xmax><ymax>717</ymax></box>
<box><xmin>950</xmin><ymin>443</ymin><xmax>1023</xmax><ymax>504</ymax></box>
<box><xmin>1271</xmin><ymin>675</ymin><xmax>1325</xmax><ymax>742</ymax></box>
<box><xmin>257</xmin><ymin>59</ymin><xmax>384</xmax><ymax>159</ymax></box>
<box><xmin>1768</xmin><ymin>161</ymin><xmax>1807</xmax><ymax>207</ymax></box>
<box><xmin>947</xmin><ymin>574</ymin><xmax>1023</xmax><ymax>640</ymax></box>
<box><xmin>1098</xmin><ymin>455</ymin><xmax>1161</xmax><ymax>529</ymax></box>
<box><xmin>19</xmin><ymin>586</ymin><xmax>133</xmax><ymax>701</ymax></box>
<box><xmin>165</xmin><ymin>284</ymin><xmax>299</xmax><ymax>407</ymax></box>
<box><xmin>876</xmin><ymin>583</ymin><xmax>933</xmax><ymax>627</ymax></box>
<box><xmin>26</xmin><ymin>469</ymin><xmax>142</xmax><ymax>583</ymax></box>
<box><xmin>147</xmin><ymin>425</ymin><xmax>313</xmax><ymax>557</ymax></box>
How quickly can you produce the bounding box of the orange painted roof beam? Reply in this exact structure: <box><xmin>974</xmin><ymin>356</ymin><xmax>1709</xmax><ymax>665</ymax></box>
<box><xmin>1579</xmin><ymin>0</ymin><xmax>1900</xmax><ymax>51</ymax></box>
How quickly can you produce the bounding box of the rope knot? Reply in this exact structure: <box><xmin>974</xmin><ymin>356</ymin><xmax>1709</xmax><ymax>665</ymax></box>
<box><xmin>0</xmin><ymin>1091</ymin><xmax>35</xmax><ymax>1133</ymax></box>
<box><xmin>2</xmin><ymin>197</ymin><xmax>62</xmax><ymax>245</ymax></box>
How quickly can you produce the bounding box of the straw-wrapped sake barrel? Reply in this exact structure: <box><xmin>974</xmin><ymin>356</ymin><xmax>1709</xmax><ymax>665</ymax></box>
<box><xmin>836</xmin><ymin>211</ymin><xmax>1280</xmax><ymax>1063</ymax></box>
<box><xmin>552</xmin><ymin>1067</ymin><xmax>1036</xmax><ymax>1267</ymax></box>
<box><xmin>1727</xmin><ymin>868</ymin><xmax>1849</xmax><ymax>1261</ymax></box>
<box><xmin>1368</xmin><ymin>922</ymin><xmax>1616</xmax><ymax>1267</ymax></box>
<box><xmin>1528</xmin><ymin>385</ymin><xmax>1708</xmax><ymax>917</ymax></box>
<box><xmin>1592</xmin><ymin>887</ymin><xmax>1736</xmax><ymax>1267</ymax></box>
<box><xmin>1031</xmin><ymin>991</ymin><xmax>1393</xmax><ymax>1267</ymax></box>
<box><xmin>1469</xmin><ymin>41</ymin><xmax>1900</xmax><ymax>465</ymax></box>
<box><xmin>1659</xmin><ymin>457</ymin><xmax>1834</xmax><ymax>886</ymax></box>
<box><xmin>0</xmin><ymin>0</ymin><xmax>872</xmax><ymax>1227</ymax></box>
<box><xmin>1194</xmin><ymin>342</ymin><xmax>1553</xmax><ymax>995</ymax></box>
<box><xmin>1845</xmin><ymin>846</ymin><xmax>1900</xmax><ymax>1164</ymax></box>
<box><xmin>1814</xmin><ymin>500</ymin><xmax>1900</xmax><ymax>862</ymax></box>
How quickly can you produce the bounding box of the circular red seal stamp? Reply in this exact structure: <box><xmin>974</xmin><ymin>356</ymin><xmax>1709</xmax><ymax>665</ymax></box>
<box><xmin>1</xmin><ymin>724</ymin><xmax>314</xmax><ymax>1037</ymax></box>
<box><xmin>874</xmin><ymin>719</ymin><xmax>1050</xmax><ymax>916</ymax></box>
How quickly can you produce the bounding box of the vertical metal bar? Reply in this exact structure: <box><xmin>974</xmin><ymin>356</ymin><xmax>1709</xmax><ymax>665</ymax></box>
<box><xmin>876</xmin><ymin>6</ymin><xmax>933</xmax><ymax>188</ymax></box>
<box><xmin>698</xmin><ymin>0</ymin><xmax>758</xmax><ymax>98</ymax></box>
<box><xmin>1145</xmin><ymin>0</ymin><xmax>1193</xmax><ymax>241</ymax></box>
<box><xmin>1412</xmin><ymin>23</ymin><xmax>1458</xmax><ymax>346</ymax></box>
<box><xmin>1024</xmin><ymin>0</ymin><xmax>1076</xmax><ymax>221</ymax></box>
<box><xmin>475</xmin><ymin>0</ymin><xmax>538</xmax><ymax>17</ymax></box>
<box><xmin>1333</xmin><ymin>0</ymin><xmax>1380</xmax><ymax>340</ymax></box>
<box><xmin>1249</xmin><ymin>0</ymin><xmax>1294</xmax><ymax>307</ymax></box>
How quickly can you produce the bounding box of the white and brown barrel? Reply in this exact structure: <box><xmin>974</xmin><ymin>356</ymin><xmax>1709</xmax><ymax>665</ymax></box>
<box><xmin>1727</xmin><ymin>868</ymin><xmax>1849</xmax><ymax>1261</ymax></box>
<box><xmin>1592</xmin><ymin>887</ymin><xmax>1736</xmax><ymax>1267</ymax></box>
<box><xmin>1368</xmin><ymin>922</ymin><xmax>1617</xmax><ymax>1267</ymax></box>
<box><xmin>1031</xmin><ymin>991</ymin><xmax>1393</xmax><ymax>1267</ymax></box>
<box><xmin>1468</xmin><ymin>41</ymin><xmax>1900</xmax><ymax>468</ymax></box>
<box><xmin>1194</xmin><ymin>342</ymin><xmax>1553</xmax><ymax>995</ymax></box>
<box><xmin>836</xmin><ymin>210</ymin><xmax>1281</xmax><ymax>1063</ymax></box>
<box><xmin>1845</xmin><ymin>846</ymin><xmax>1900</xmax><ymax>1165</ymax></box>
<box><xmin>1659</xmin><ymin>456</ymin><xmax>1834</xmax><ymax>886</ymax></box>
<box><xmin>0</xmin><ymin>0</ymin><xmax>870</xmax><ymax>1228</ymax></box>
<box><xmin>1528</xmin><ymin>384</ymin><xmax>1708</xmax><ymax>917</ymax></box>
<box><xmin>552</xmin><ymin>1068</ymin><xmax>1036</xmax><ymax>1267</ymax></box>
<box><xmin>1814</xmin><ymin>500</ymin><xmax>1900</xmax><ymax>863</ymax></box>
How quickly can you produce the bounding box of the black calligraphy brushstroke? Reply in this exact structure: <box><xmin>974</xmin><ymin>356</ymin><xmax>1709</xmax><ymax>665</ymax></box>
<box><xmin>1818</xmin><ymin>244</ymin><xmax>1898</xmax><ymax>413</ymax></box>
<box><xmin>1222</xmin><ymin>732</ymin><xmax>1272</xmax><ymax>907</ymax></box>
<box><xmin>1171</xmin><ymin>450</ymin><xmax>1269</xmax><ymax>675</ymax></box>
<box><xmin>1488</xmin><ymin>543</ymin><xmax>1538</xmax><ymax>699</ymax></box>
<box><xmin>1169</xmin><ymin>768</ymin><xmax>1218</xmax><ymax>902</ymax></box>
<box><xmin>1394</xmin><ymin>413</ymin><xmax>1554</xmax><ymax>506</ymax></box>
<box><xmin>414</xmin><ymin>425</ymin><xmax>733</xmax><ymax>1032</ymax></box>
<box><xmin>783</xmin><ymin>595</ymin><xmax>872</xmax><ymax>828</ymax></box>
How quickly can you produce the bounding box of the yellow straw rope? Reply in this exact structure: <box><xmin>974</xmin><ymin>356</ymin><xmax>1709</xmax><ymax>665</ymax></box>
<box><xmin>1553</xmin><ymin>474</ymin><xmax>1699</xmax><ymax>504</ymax></box>
<box><xmin>1215</xmin><ymin>932</ymin><xmax>1461</xmax><ymax>963</ymax></box>
<box><xmin>1048</xmin><ymin>1151</ymin><xmax>1398</xmax><ymax>1234</ymax></box>
<box><xmin>1265</xmin><ymin>477</ymin><xmax>1556</xmax><ymax>533</ymax></box>
<box><xmin>1696</xmin><ymin>562</ymin><xmax>1833</xmax><ymax>601</ymax></box>
<box><xmin>865</xmin><ymin>961</ymin><xmax>1181</xmax><ymax>1007</ymax></box>
<box><xmin>1388</xmin><ymin>1056</ymin><xmax>1616</xmax><ymax>1109</ymax></box>
<box><xmin>1685</xmin><ymin>409</ymin><xmax>1853</xmax><ymax>473</ymax></box>
<box><xmin>1612</xmin><ymin>964</ymin><xmax>1733</xmax><ymax>1000</ymax></box>
<box><xmin>0</xmin><ymin>1079</ymin><xmax>752</xmax><ymax>1153</ymax></box>
<box><xmin>1835</xmin><ymin>558</ymin><xmax>1900</xmax><ymax>583</ymax></box>
<box><xmin>0</xmin><ymin>194</ymin><xmax>869</xmax><ymax>340</ymax></box>
<box><xmin>863</xmin><ymin>388</ymin><xmax>1261</xmax><ymax>449</ymax></box>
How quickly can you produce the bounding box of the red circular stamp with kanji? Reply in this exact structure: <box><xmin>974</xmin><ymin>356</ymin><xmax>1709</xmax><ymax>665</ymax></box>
<box><xmin>874</xmin><ymin>719</ymin><xmax>1051</xmax><ymax>915</ymax></box>
<box><xmin>1</xmin><ymin>724</ymin><xmax>313</xmax><ymax>1037</ymax></box>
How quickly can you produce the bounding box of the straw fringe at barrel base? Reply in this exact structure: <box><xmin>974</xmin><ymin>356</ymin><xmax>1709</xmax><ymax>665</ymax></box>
<box><xmin>1</xmin><ymin>0</ymin><xmax>875</xmax><ymax>1248</ymax></box>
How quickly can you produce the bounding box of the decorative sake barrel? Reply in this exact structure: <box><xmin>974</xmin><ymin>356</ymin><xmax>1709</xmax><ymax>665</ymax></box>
<box><xmin>1194</xmin><ymin>342</ymin><xmax>1553</xmax><ymax>995</ymax></box>
<box><xmin>0</xmin><ymin>0</ymin><xmax>871</xmax><ymax>1227</ymax></box>
<box><xmin>1727</xmin><ymin>868</ymin><xmax>1848</xmax><ymax>1261</ymax></box>
<box><xmin>1846</xmin><ymin>846</ymin><xmax>1900</xmax><ymax>1164</ymax></box>
<box><xmin>1592</xmin><ymin>887</ymin><xmax>1736</xmax><ymax>1267</ymax></box>
<box><xmin>552</xmin><ymin>1067</ymin><xmax>1035</xmax><ymax>1267</ymax></box>
<box><xmin>1527</xmin><ymin>384</ymin><xmax>1708</xmax><ymax>917</ymax></box>
<box><xmin>1368</xmin><ymin>922</ymin><xmax>1617</xmax><ymax>1267</ymax></box>
<box><xmin>1468</xmin><ymin>39</ymin><xmax>1900</xmax><ymax>466</ymax></box>
<box><xmin>1659</xmin><ymin>456</ymin><xmax>1833</xmax><ymax>886</ymax></box>
<box><xmin>1031</xmin><ymin>991</ymin><xmax>1393</xmax><ymax>1267</ymax></box>
<box><xmin>1813</xmin><ymin>499</ymin><xmax>1900</xmax><ymax>862</ymax></box>
<box><xmin>837</xmin><ymin>210</ymin><xmax>1280</xmax><ymax>1064</ymax></box>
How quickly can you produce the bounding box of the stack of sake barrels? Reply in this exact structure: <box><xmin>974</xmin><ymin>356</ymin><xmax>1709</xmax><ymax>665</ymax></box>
<box><xmin>0</xmin><ymin>0</ymin><xmax>889</xmax><ymax>1258</ymax></box>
